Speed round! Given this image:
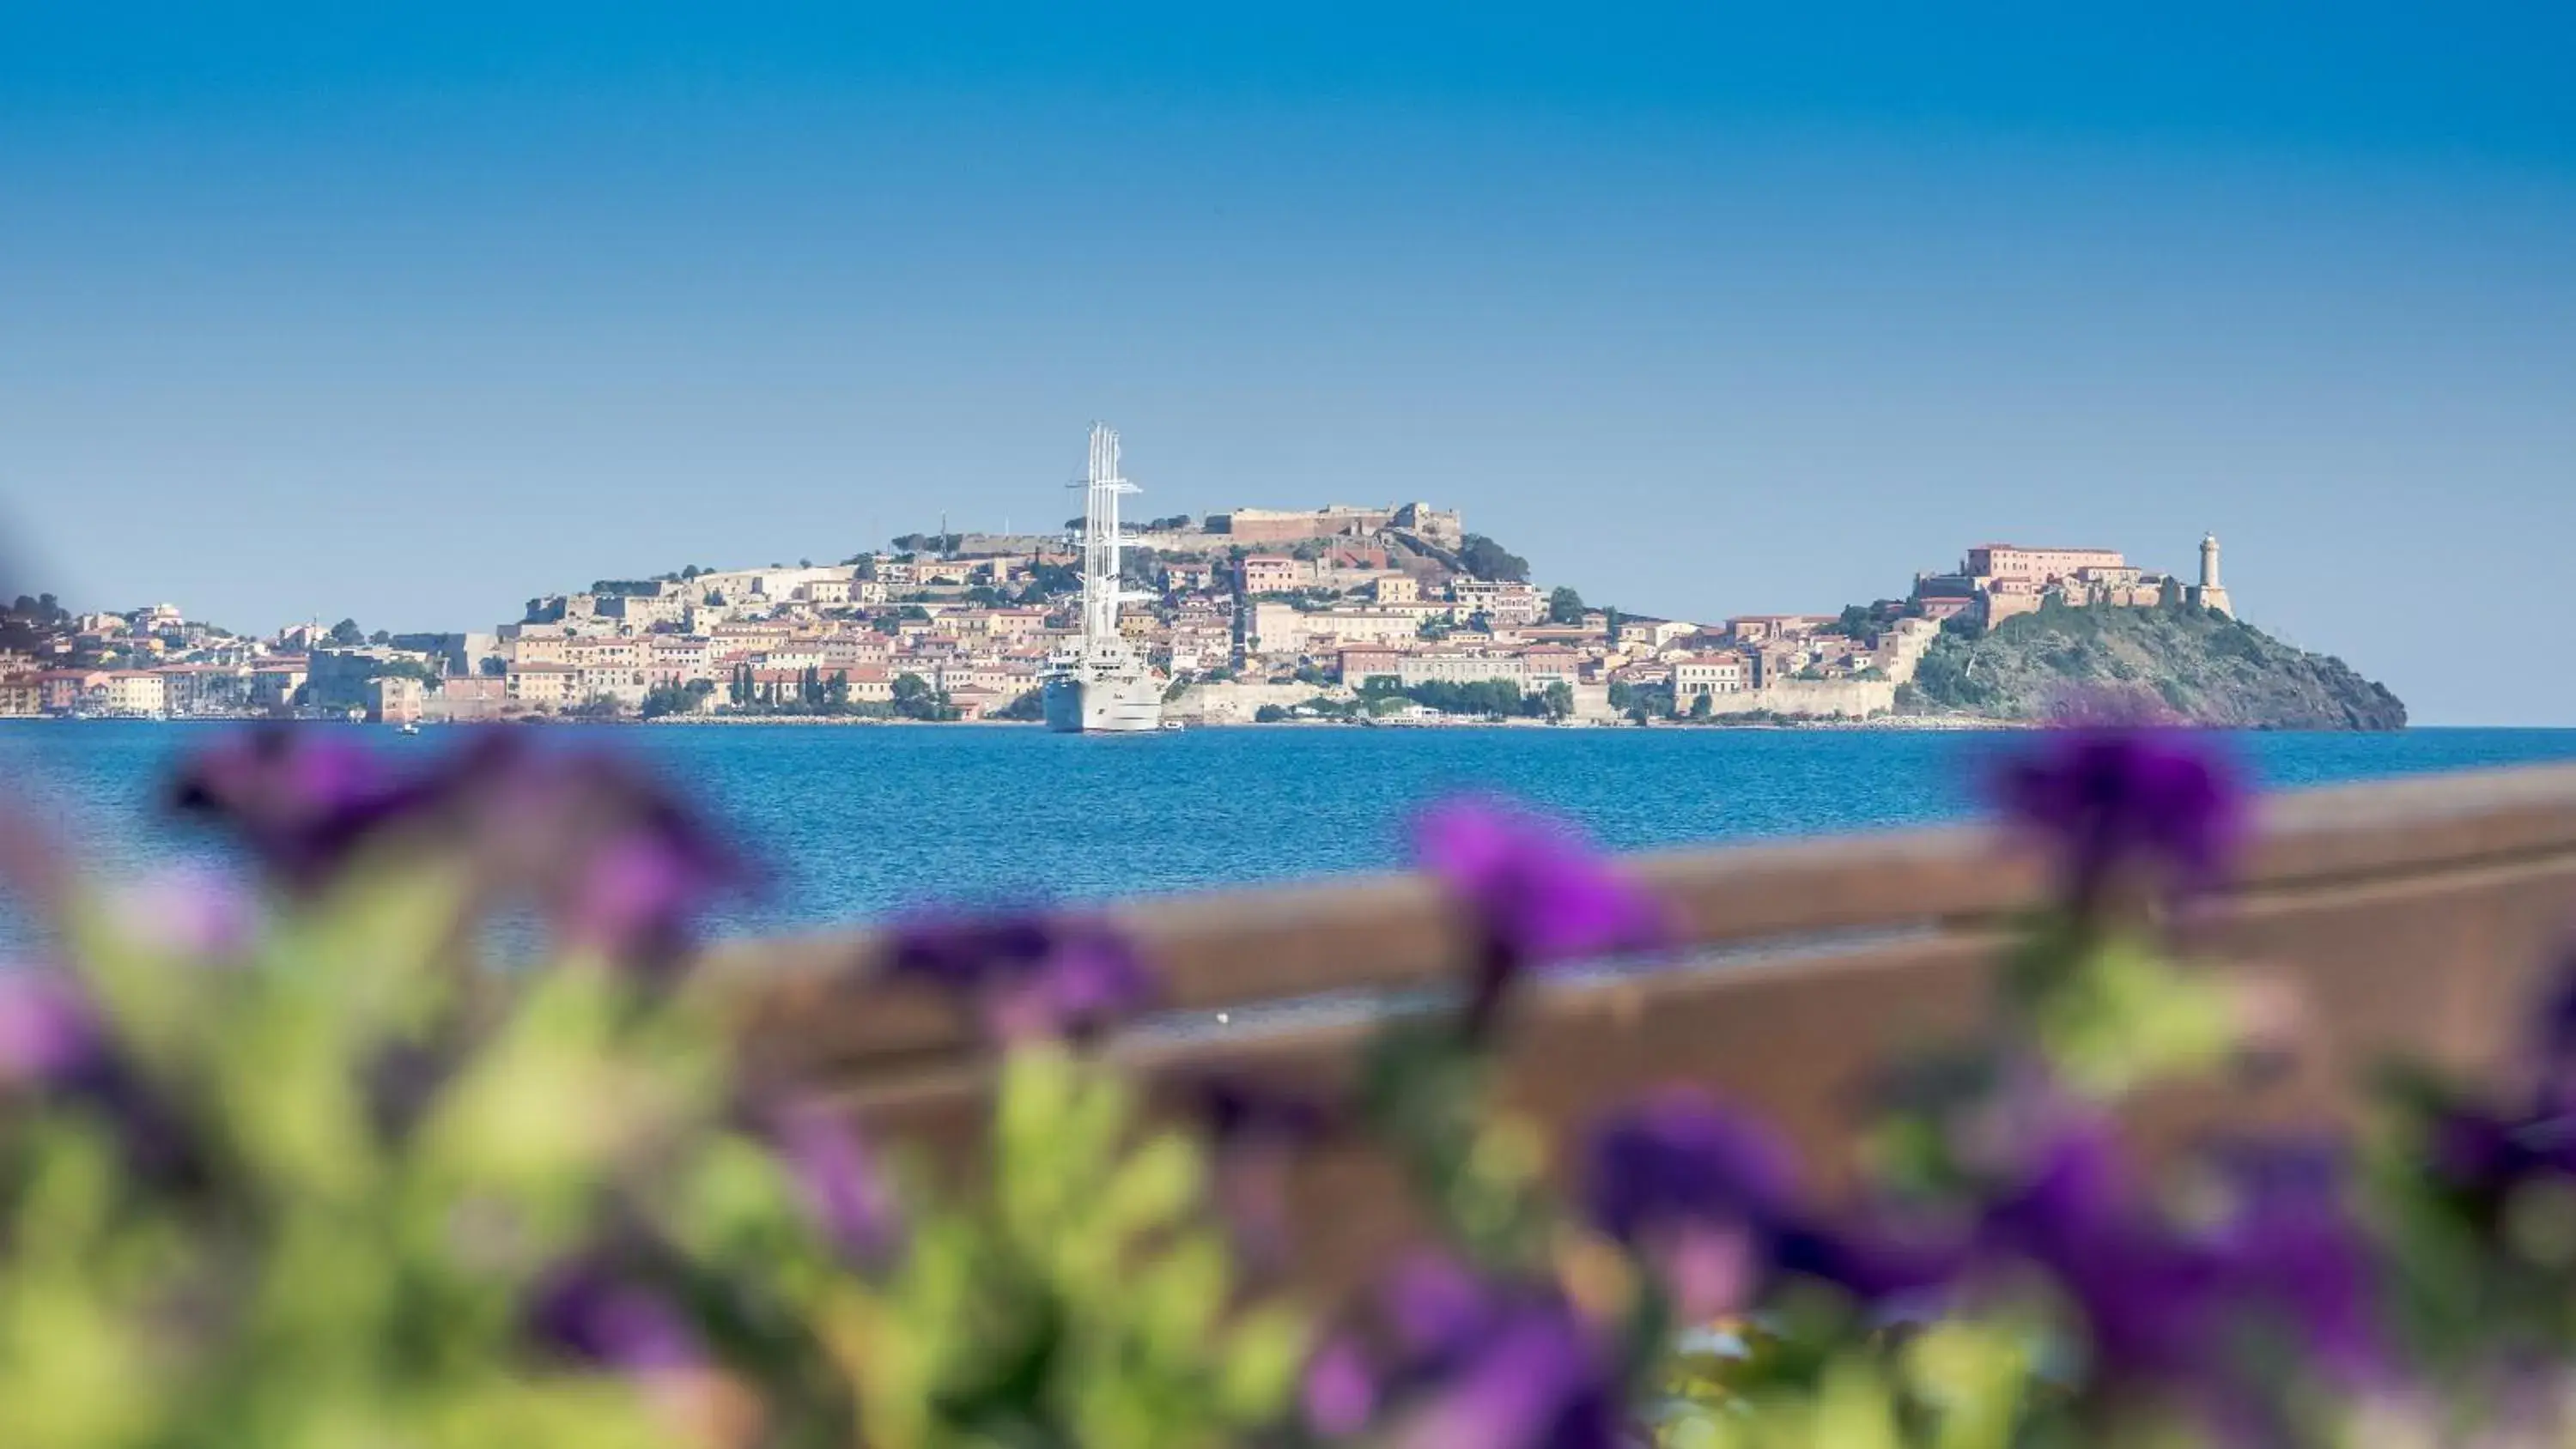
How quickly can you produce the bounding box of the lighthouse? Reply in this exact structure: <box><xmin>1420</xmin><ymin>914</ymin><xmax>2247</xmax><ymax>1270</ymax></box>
<box><xmin>2191</xmin><ymin>533</ymin><xmax>2233</xmax><ymax>617</ymax></box>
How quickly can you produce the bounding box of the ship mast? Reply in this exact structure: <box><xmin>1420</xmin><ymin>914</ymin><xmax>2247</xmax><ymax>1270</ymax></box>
<box><xmin>1076</xmin><ymin>422</ymin><xmax>1142</xmax><ymax>649</ymax></box>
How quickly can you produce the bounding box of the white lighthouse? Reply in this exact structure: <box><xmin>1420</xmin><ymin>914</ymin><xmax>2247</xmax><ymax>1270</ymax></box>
<box><xmin>2190</xmin><ymin>533</ymin><xmax>2234</xmax><ymax>617</ymax></box>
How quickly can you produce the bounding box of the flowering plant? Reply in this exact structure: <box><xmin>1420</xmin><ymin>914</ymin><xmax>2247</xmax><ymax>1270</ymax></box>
<box><xmin>0</xmin><ymin>724</ymin><xmax>2569</xmax><ymax>1447</ymax></box>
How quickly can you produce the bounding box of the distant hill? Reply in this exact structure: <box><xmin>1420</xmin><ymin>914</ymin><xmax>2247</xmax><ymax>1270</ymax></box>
<box><xmin>1897</xmin><ymin>603</ymin><xmax>2407</xmax><ymax>731</ymax></box>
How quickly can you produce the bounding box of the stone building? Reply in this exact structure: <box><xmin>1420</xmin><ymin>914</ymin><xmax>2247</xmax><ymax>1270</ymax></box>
<box><xmin>1674</xmin><ymin>653</ymin><xmax>1753</xmax><ymax>704</ymax></box>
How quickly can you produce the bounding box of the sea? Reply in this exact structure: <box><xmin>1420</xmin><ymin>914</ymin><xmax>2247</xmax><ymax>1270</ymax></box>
<box><xmin>6</xmin><ymin>720</ymin><xmax>2576</xmax><ymax>943</ymax></box>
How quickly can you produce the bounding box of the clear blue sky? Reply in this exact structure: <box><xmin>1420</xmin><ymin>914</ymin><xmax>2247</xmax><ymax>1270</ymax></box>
<box><xmin>3</xmin><ymin>3</ymin><xmax>2570</xmax><ymax>723</ymax></box>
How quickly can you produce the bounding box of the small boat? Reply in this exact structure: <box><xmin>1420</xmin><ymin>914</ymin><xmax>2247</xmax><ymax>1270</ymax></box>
<box><xmin>397</xmin><ymin>721</ymin><xmax>422</xmax><ymax>736</ymax></box>
<box><xmin>1159</xmin><ymin>718</ymin><xmax>1185</xmax><ymax>732</ymax></box>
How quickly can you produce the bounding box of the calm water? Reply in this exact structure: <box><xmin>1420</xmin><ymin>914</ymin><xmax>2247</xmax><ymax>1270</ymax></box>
<box><xmin>8</xmin><ymin>721</ymin><xmax>2576</xmax><ymax>940</ymax></box>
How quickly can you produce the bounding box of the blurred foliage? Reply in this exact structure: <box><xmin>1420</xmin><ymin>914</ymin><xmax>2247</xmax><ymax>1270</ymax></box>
<box><xmin>2</xmin><ymin>725</ymin><xmax>2574</xmax><ymax>1446</ymax></box>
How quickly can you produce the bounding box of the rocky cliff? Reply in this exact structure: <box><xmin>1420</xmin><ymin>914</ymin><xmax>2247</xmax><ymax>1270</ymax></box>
<box><xmin>1897</xmin><ymin>603</ymin><xmax>2407</xmax><ymax>731</ymax></box>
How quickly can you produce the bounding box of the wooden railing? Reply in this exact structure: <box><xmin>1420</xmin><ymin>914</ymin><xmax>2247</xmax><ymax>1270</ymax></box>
<box><xmin>710</xmin><ymin>762</ymin><xmax>2576</xmax><ymax>1286</ymax></box>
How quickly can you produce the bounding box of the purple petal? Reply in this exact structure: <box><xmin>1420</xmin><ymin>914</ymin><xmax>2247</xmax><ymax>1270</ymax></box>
<box><xmin>1413</xmin><ymin>798</ymin><xmax>1666</xmax><ymax>965</ymax></box>
<box><xmin>1990</xmin><ymin>730</ymin><xmax>2243</xmax><ymax>906</ymax></box>
<box><xmin>2217</xmin><ymin>1142</ymin><xmax>2385</xmax><ymax>1384</ymax></box>
<box><xmin>0</xmin><ymin>972</ymin><xmax>100</xmax><ymax>1086</ymax></box>
<box><xmin>528</xmin><ymin>1266</ymin><xmax>703</xmax><ymax>1378</ymax></box>
<box><xmin>169</xmin><ymin>727</ymin><xmax>423</xmax><ymax>885</ymax></box>
<box><xmin>985</xmin><ymin>930</ymin><xmax>1156</xmax><ymax>1041</ymax></box>
<box><xmin>884</xmin><ymin>912</ymin><xmax>1058</xmax><ymax>994</ymax></box>
<box><xmin>1389</xmin><ymin>1301</ymin><xmax>1621</xmax><ymax>1449</ymax></box>
<box><xmin>884</xmin><ymin>912</ymin><xmax>1157</xmax><ymax>1043</ymax></box>
<box><xmin>776</xmin><ymin>1104</ymin><xmax>902</xmax><ymax>1265</ymax></box>
<box><xmin>1581</xmin><ymin>1088</ymin><xmax>1797</xmax><ymax>1246</ymax></box>
<box><xmin>1303</xmin><ymin>1336</ymin><xmax>1380</xmax><ymax>1436</ymax></box>
<box><xmin>112</xmin><ymin>867</ymin><xmax>256</xmax><ymax>958</ymax></box>
<box><xmin>1382</xmin><ymin>1252</ymin><xmax>1503</xmax><ymax>1361</ymax></box>
<box><xmin>561</xmin><ymin>828</ymin><xmax>734</xmax><ymax>961</ymax></box>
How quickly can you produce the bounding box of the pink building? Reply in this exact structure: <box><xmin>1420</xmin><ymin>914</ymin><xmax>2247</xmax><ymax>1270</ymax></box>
<box><xmin>1238</xmin><ymin>555</ymin><xmax>1303</xmax><ymax>594</ymax></box>
<box><xmin>1964</xmin><ymin>544</ymin><xmax>2126</xmax><ymax>584</ymax></box>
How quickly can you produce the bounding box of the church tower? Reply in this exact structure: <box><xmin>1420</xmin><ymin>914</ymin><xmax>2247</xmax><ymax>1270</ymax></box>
<box><xmin>2191</xmin><ymin>533</ymin><xmax>2233</xmax><ymax>617</ymax></box>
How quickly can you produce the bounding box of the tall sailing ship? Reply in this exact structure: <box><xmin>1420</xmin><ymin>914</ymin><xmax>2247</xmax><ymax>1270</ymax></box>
<box><xmin>1042</xmin><ymin>423</ymin><xmax>1166</xmax><ymax>734</ymax></box>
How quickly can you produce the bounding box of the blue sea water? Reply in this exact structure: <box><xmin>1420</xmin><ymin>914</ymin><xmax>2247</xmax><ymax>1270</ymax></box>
<box><xmin>7</xmin><ymin>721</ymin><xmax>2576</xmax><ymax>942</ymax></box>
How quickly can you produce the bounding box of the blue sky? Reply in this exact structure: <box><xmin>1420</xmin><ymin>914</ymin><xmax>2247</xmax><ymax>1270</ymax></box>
<box><xmin>2</xmin><ymin>3</ymin><xmax>2570</xmax><ymax>722</ymax></box>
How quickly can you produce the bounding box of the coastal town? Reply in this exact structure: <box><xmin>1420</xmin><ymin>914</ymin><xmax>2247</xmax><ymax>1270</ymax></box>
<box><xmin>0</xmin><ymin>502</ymin><xmax>2238</xmax><ymax>729</ymax></box>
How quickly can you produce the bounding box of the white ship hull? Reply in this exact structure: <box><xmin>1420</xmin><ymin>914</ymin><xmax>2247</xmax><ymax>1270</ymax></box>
<box><xmin>1049</xmin><ymin>422</ymin><xmax>1164</xmax><ymax>734</ymax></box>
<box><xmin>1043</xmin><ymin>666</ymin><xmax>1163</xmax><ymax>733</ymax></box>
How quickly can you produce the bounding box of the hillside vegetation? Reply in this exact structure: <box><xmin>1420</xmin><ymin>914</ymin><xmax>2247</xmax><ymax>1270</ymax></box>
<box><xmin>1899</xmin><ymin>603</ymin><xmax>2407</xmax><ymax>731</ymax></box>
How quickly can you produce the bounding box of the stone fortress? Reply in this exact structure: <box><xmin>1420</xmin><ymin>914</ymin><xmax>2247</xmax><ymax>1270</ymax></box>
<box><xmin>1910</xmin><ymin>535</ymin><xmax>2233</xmax><ymax>630</ymax></box>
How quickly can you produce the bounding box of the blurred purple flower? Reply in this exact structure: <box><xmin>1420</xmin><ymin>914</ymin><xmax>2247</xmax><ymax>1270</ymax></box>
<box><xmin>172</xmin><ymin>729</ymin><xmax>748</xmax><ymax>961</ymax></box>
<box><xmin>1414</xmin><ymin>799</ymin><xmax>1667</xmax><ymax>964</ymax></box>
<box><xmin>2212</xmin><ymin>1139</ymin><xmax>2386</xmax><ymax>1385</ymax></box>
<box><xmin>1387</xmin><ymin>1296</ymin><xmax>1625</xmax><ymax>1449</ymax></box>
<box><xmin>1583</xmin><ymin>1089</ymin><xmax>1795</xmax><ymax>1245</ymax></box>
<box><xmin>1326</xmin><ymin>1253</ymin><xmax>1629</xmax><ymax>1448</ymax></box>
<box><xmin>1382</xmin><ymin>1251</ymin><xmax>1504</xmax><ymax>1362</ymax></box>
<box><xmin>1981</xmin><ymin>1122</ymin><xmax>2218</xmax><ymax>1384</ymax></box>
<box><xmin>1582</xmin><ymin>1089</ymin><xmax>1799</xmax><ymax>1321</ymax></box>
<box><xmin>559</xmin><ymin>820</ymin><xmax>740</xmax><ymax>965</ymax></box>
<box><xmin>0</xmin><ymin>970</ymin><xmax>101</xmax><ymax>1087</ymax></box>
<box><xmin>1772</xmin><ymin>1214</ymin><xmax>1971</xmax><ymax>1307</ymax></box>
<box><xmin>1978</xmin><ymin>1123</ymin><xmax>2386</xmax><ymax>1416</ymax></box>
<box><xmin>0</xmin><ymin>971</ymin><xmax>204</xmax><ymax>1186</ymax></box>
<box><xmin>775</xmin><ymin>1103</ymin><xmax>902</xmax><ymax>1267</ymax></box>
<box><xmin>112</xmin><ymin>867</ymin><xmax>256</xmax><ymax>958</ymax></box>
<box><xmin>477</xmin><ymin>749</ymin><xmax>749</xmax><ymax>964</ymax></box>
<box><xmin>1991</xmin><ymin>730</ymin><xmax>2242</xmax><ymax>909</ymax></box>
<box><xmin>528</xmin><ymin>1265</ymin><xmax>704</xmax><ymax>1379</ymax></box>
<box><xmin>1303</xmin><ymin>1336</ymin><xmax>1380</xmax><ymax>1437</ymax></box>
<box><xmin>885</xmin><ymin>912</ymin><xmax>1155</xmax><ymax>1043</ymax></box>
<box><xmin>885</xmin><ymin>913</ymin><xmax>1058</xmax><ymax>991</ymax></box>
<box><xmin>987</xmin><ymin>931</ymin><xmax>1155</xmax><ymax>1042</ymax></box>
<box><xmin>1412</xmin><ymin>798</ymin><xmax>1666</xmax><ymax>1040</ymax></box>
<box><xmin>169</xmin><ymin>726</ymin><xmax>436</xmax><ymax>886</ymax></box>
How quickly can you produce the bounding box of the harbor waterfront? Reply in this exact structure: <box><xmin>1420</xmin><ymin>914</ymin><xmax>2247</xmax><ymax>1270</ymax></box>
<box><xmin>9</xmin><ymin>720</ymin><xmax>2576</xmax><ymax>943</ymax></box>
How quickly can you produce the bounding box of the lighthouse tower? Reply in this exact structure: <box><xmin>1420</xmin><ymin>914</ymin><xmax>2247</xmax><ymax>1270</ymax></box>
<box><xmin>2190</xmin><ymin>533</ymin><xmax>2233</xmax><ymax>617</ymax></box>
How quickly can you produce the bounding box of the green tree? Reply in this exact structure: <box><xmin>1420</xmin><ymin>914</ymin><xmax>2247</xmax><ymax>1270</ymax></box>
<box><xmin>327</xmin><ymin>618</ymin><xmax>365</xmax><ymax>646</ymax></box>
<box><xmin>1546</xmin><ymin>587</ymin><xmax>1585</xmax><ymax>625</ymax></box>
<box><xmin>1455</xmin><ymin>534</ymin><xmax>1530</xmax><ymax>583</ymax></box>
<box><xmin>826</xmin><ymin>670</ymin><xmax>852</xmax><ymax>709</ymax></box>
<box><xmin>1253</xmin><ymin>703</ymin><xmax>1291</xmax><ymax>724</ymax></box>
<box><xmin>1689</xmin><ymin>691</ymin><xmax>1714</xmax><ymax>719</ymax></box>
<box><xmin>641</xmin><ymin>681</ymin><xmax>714</xmax><ymax>718</ymax></box>
<box><xmin>1541</xmin><ymin>681</ymin><xmax>1575</xmax><ymax>719</ymax></box>
<box><xmin>1403</xmin><ymin>679</ymin><xmax>1528</xmax><ymax>717</ymax></box>
<box><xmin>891</xmin><ymin>672</ymin><xmax>951</xmax><ymax>721</ymax></box>
<box><xmin>995</xmin><ymin>688</ymin><xmax>1046</xmax><ymax>721</ymax></box>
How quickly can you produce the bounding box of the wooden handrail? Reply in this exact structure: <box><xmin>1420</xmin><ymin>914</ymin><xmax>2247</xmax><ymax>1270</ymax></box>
<box><xmin>713</xmin><ymin>762</ymin><xmax>2576</xmax><ymax>1087</ymax></box>
<box><xmin>708</xmin><ymin>760</ymin><xmax>2576</xmax><ymax>1294</ymax></box>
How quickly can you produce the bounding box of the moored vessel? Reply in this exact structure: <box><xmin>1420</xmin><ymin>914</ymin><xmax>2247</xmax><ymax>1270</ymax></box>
<box><xmin>1042</xmin><ymin>423</ymin><xmax>1165</xmax><ymax>734</ymax></box>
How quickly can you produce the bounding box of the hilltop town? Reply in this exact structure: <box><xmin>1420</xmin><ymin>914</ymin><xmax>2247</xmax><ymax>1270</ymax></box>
<box><xmin>3</xmin><ymin>506</ymin><xmax>2384</xmax><ymax>728</ymax></box>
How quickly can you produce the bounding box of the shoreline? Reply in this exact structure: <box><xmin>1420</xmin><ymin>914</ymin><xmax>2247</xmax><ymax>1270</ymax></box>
<box><xmin>0</xmin><ymin>713</ymin><xmax>2415</xmax><ymax>734</ymax></box>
